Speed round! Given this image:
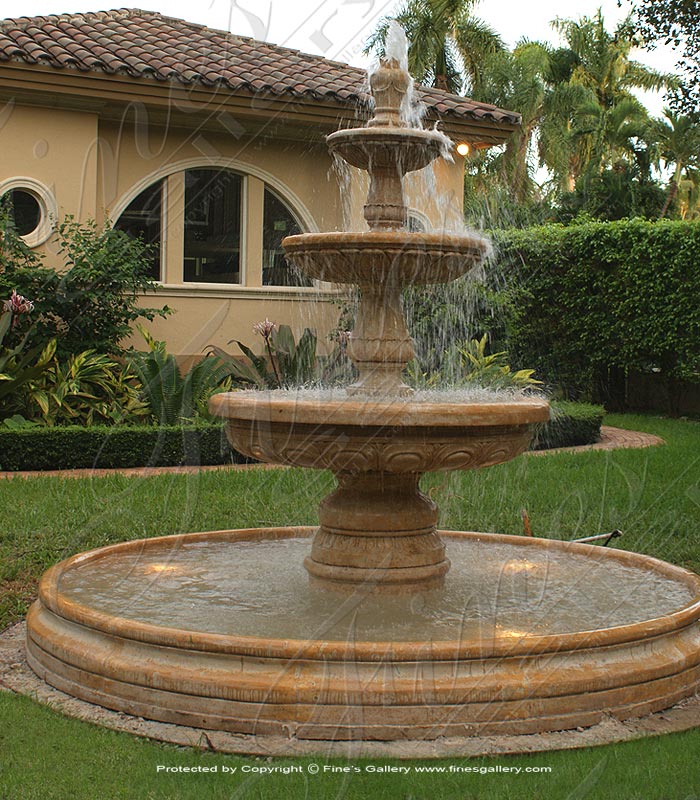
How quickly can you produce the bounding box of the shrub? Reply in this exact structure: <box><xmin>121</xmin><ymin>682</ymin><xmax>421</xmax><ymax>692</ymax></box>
<box><xmin>0</xmin><ymin>205</ymin><xmax>170</xmax><ymax>358</ymax></box>
<box><xmin>0</xmin><ymin>422</ymin><xmax>246</xmax><ymax>471</ymax></box>
<box><xmin>211</xmin><ymin>320</ymin><xmax>353</xmax><ymax>388</ymax></box>
<box><xmin>2</xmin><ymin>294</ymin><xmax>149</xmax><ymax>425</ymax></box>
<box><xmin>531</xmin><ymin>401</ymin><xmax>605</xmax><ymax>450</ymax></box>
<box><xmin>127</xmin><ymin>327</ymin><xmax>234</xmax><ymax>424</ymax></box>
<box><xmin>19</xmin><ymin>349</ymin><xmax>149</xmax><ymax>426</ymax></box>
<box><xmin>493</xmin><ymin>219</ymin><xmax>700</xmax><ymax>404</ymax></box>
<box><xmin>0</xmin><ymin>299</ymin><xmax>55</xmax><ymax>413</ymax></box>
<box><xmin>404</xmin><ymin>277</ymin><xmax>508</xmax><ymax>377</ymax></box>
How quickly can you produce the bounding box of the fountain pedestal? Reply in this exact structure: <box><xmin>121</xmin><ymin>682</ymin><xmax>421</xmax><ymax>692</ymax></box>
<box><xmin>211</xmin><ymin>391</ymin><xmax>546</xmax><ymax>592</ymax></box>
<box><xmin>307</xmin><ymin>471</ymin><xmax>447</xmax><ymax>590</ymax></box>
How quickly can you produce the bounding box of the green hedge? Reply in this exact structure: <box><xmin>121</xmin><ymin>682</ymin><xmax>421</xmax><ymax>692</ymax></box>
<box><xmin>494</xmin><ymin>219</ymin><xmax>700</xmax><ymax>403</ymax></box>
<box><xmin>531</xmin><ymin>401</ymin><xmax>605</xmax><ymax>451</ymax></box>
<box><xmin>0</xmin><ymin>423</ymin><xmax>247</xmax><ymax>471</ymax></box>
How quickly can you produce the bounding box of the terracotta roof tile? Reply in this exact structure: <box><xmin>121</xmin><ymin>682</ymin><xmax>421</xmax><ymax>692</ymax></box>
<box><xmin>0</xmin><ymin>8</ymin><xmax>521</xmax><ymax>128</ymax></box>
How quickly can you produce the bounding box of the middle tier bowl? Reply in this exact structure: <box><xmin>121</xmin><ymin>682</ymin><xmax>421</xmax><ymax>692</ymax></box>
<box><xmin>282</xmin><ymin>231</ymin><xmax>489</xmax><ymax>286</ymax></box>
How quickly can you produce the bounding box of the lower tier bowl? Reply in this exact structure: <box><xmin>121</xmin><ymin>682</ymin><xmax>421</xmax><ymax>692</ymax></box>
<box><xmin>26</xmin><ymin>527</ymin><xmax>700</xmax><ymax>743</ymax></box>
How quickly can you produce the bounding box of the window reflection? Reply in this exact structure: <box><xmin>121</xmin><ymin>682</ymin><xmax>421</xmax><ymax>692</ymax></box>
<box><xmin>114</xmin><ymin>180</ymin><xmax>163</xmax><ymax>280</ymax></box>
<box><xmin>184</xmin><ymin>169</ymin><xmax>242</xmax><ymax>284</ymax></box>
<box><xmin>263</xmin><ymin>189</ymin><xmax>311</xmax><ymax>287</ymax></box>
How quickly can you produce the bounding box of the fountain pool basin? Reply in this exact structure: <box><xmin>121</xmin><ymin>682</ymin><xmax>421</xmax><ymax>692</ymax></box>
<box><xmin>26</xmin><ymin>527</ymin><xmax>700</xmax><ymax>742</ymax></box>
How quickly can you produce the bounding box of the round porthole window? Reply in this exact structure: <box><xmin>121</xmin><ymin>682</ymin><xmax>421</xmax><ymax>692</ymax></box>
<box><xmin>0</xmin><ymin>178</ymin><xmax>57</xmax><ymax>247</ymax></box>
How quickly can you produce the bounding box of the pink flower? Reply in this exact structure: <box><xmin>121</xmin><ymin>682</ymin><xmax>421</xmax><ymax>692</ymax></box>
<box><xmin>3</xmin><ymin>289</ymin><xmax>34</xmax><ymax>327</ymax></box>
<box><xmin>253</xmin><ymin>318</ymin><xmax>276</xmax><ymax>339</ymax></box>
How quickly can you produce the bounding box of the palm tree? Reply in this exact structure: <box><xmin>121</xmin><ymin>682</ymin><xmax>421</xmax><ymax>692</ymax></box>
<box><xmin>539</xmin><ymin>11</ymin><xmax>676</xmax><ymax>193</ymax></box>
<box><xmin>677</xmin><ymin>168</ymin><xmax>700</xmax><ymax>220</ymax></box>
<box><xmin>650</xmin><ymin>109</ymin><xmax>700</xmax><ymax>218</ymax></box>
<box><xmin>551</xmin><ymin>11</ymin><xmax>676</xmax><ymax>110</ymax></box>
<box><xmin>471</xmin><ymin>41</ymin><xmax>550</xmax><ymax>200</ymax></box>
<box><xmin>364</xmin><ymin>0</ymin><xmax>504</xmax><ymax>95</ymax></box>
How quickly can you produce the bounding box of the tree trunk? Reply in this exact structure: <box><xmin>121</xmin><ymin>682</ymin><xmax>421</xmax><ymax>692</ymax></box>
<box><xmin>660</xmin><ymin>165</ymin><xmax>682</xmax><ymax>219</ymax></box>
<box><xmin>435</xmin><ymin>74</ymin><xmax>449</xmax><ymax>91</ymax></box>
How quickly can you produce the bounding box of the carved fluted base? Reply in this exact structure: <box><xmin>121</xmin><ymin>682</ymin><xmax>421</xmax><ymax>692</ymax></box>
<box><xmin>304</xmin><ymin>471</ymin><xmax>450</xmax><ymax>591</ymax></box>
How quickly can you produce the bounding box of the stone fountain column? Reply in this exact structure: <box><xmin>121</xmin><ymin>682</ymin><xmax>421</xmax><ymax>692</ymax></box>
<box><xmin>289</xmin><ymin>59</ymin><xmax>460</xmax><ymax>591</ymax></box>
<box><xmin>216</xmin><ymin>56</ymin><xmax>547</xmax><ymax>593</ymax></box>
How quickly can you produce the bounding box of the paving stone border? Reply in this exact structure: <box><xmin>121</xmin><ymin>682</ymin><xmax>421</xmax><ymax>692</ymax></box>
<box><xmin>527</xmin><ymin>425</ymin><xmax>665</xmax><ymax>456</ymax></box>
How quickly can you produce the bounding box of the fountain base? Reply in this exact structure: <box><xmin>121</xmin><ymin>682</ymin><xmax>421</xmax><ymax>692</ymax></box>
<box><xmin>26</xmin><ymin>527</ymin><xmax>700</xmax><ymax>743</ymax></box>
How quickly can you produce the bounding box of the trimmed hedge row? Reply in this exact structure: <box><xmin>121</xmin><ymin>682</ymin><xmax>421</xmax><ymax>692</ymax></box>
<box><xmin>0</xmin><ymin>423</ymin><xmax>247</xmax><ymax>471</ymax></box>
<box><xmin>531</xmin><ymin>401</ymin><xmax>605</xmax><ymax>451</ymax></box>
<box><xmin>0</xmin><ymin>401</ymin><xmax>603</xmax><ymax>471</ymax></box>
<box><xmin>493</xmin><ymin>219</ymin><xmax>700</xmax><ymax>405</ymax></box>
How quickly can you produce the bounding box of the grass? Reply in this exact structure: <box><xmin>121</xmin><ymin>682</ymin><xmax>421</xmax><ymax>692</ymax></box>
<box><xmin>1</xmin><ymin>413</ymin><xmax>700</xmax><ymax>799</ymax></box>
<box><xmin>2</xmin><ymin>688</ymin><xmax>700</xmax><ymax>800</ymax></box>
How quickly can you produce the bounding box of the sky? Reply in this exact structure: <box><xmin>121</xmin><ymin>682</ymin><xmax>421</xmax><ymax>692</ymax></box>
<box><xmin>0</xmin><ymin>0</ymin><xmax>681</xmax><ymax>115</ymax></box>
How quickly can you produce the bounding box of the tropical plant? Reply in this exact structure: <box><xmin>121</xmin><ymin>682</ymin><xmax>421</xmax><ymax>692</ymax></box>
<box><xmin>1</xmin><ymin>290</ymin><xmax>151</xmax><ymax>426</ymax></box>
<box><xmin>471</xmin><ymin>41</ymin><xmax>551</xmax><ymax>201</ymax></box>
<box><xmin>211</xmin><ymin>320</ymin><xmax>352</xmax><ymax>389</ymax></box>
<box><xmin>556</xmin><ymin>164</ymin><xmax>666</xmax><ymax>222</ymax></box>
<box><xmin>364</xmin><ymin>0</ymin><xmax>504</xmax><ymax>95</ymax></box>
<box><xmin>650</xmin><ymin>108</ymin><xmax>700</xmax><ymax>217</ymax></box>
<box><xmin>0</xmin><ymin>307</ymin><xmax>55</xmax><ymax>415</ymax></box>
<box><xmin>547</xmin><ymin>11</ymin><xmax>677</xmax><ymax>183</ymax></box>
<box><xmin>552</xmin><ymin>11</ymin><xmax>676</xmax><ymax>110</ymax></box>
<box><xmin>1</xmin><ymin>290</ymin><xmax>50</xmax><ymax>414</ymax></box>
<box><xmin>127</xmin><ymin>327</ymin><xmax>235</xmax><ymax>425</ymax></box>
<box><xmin>20</xmin><ymin>350</ymin><xmax>149</xmax><ymax>427</ymax></box>
<box><xmin>453</xmin><ymin>334</ymin><xmax>541</xmax><ymax>389</ymax></box>
<box><xmin>676</xmin><ymin>167</ymin><xmax>700</xmax><ymax>219</ymax></box>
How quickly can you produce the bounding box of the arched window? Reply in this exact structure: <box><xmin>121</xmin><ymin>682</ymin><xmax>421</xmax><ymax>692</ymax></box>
<box><xmin>406</xmin><ymin>211</ymin><xmax>428</xmax><ymax>233</ymax></box>
<box><xmin>263</xmin><ymin>188</ymin><xmax>310</xmax><ymax>287</ymax></box>
<box><xmin>183</xmin><ymin>169</ymin><xmax>242</xmax><ymax>284</ymax></box>
<box><xmin>114</xmin><ymin>168</ymin><xmax>311</xmax><ymax>288</ymax></box>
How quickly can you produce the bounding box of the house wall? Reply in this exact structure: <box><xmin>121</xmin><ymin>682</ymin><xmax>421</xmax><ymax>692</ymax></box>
<box><xmin>1</xmin><ymin>101</ymin><xmax>469</xmax><ymax>360</ymax></box>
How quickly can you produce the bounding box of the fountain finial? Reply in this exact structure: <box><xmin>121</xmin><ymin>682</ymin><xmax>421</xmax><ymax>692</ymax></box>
<box><xmin>367</xmin><ymin>58</ymin><xmax>410</xmax><ymax>128</ymax></box>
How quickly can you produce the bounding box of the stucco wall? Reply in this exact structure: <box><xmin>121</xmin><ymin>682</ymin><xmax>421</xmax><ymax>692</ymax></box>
<box><xmin>0</xmin><ymin>104</ymin><xmax>98</xmax><ymax>254</ymax></box>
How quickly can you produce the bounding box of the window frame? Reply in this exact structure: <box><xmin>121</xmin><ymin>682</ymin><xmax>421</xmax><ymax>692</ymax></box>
<box><xmin>0</xmin><ymin>177</ymin><xmax>57</xmax><ymax>248</ymax></box>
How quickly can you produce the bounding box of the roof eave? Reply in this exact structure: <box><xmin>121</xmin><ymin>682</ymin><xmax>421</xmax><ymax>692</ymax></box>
<box><xmin>0</xmin><ymin>60</ymin><xmax>519</xmax><ymax>147</ymax></box>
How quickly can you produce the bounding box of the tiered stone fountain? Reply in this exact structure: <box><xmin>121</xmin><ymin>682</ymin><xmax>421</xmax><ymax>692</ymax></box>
<box><xmin>25</xmin><ymin>54</ymin><xmax>700</xmax><ymax>751</ymax></box>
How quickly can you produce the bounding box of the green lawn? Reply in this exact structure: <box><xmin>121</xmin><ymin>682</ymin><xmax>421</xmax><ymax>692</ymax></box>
<box><xmin>1</xmin><ymin>413</ymin><xmax>700</xmax><ymax>799</ymax></box>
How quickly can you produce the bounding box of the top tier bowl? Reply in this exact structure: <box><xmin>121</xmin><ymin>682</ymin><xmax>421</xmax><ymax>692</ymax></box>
<box><xmin>327</xmin><ymin>127</ymin><xmax>446</xmax><ymax>174</ymax></box>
